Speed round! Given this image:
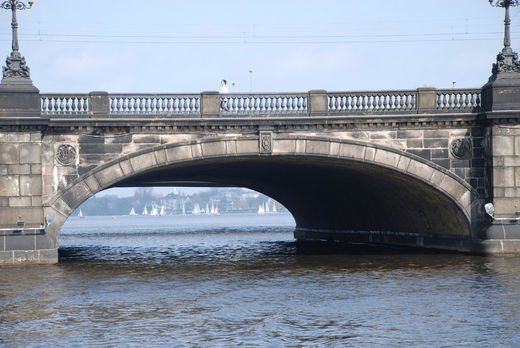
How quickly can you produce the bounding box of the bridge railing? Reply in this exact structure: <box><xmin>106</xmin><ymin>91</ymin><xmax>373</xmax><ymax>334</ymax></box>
<box><xmin>110</xmin><ymin>94</ymin><xmax>200</xmax><ymax>115</ymax></box>
<box><xmin>436</xmin><ymin>89</ymin><xmax>481</xmax><ymax>112</ymax></box>
<box><xmin>328</xmin><ymin>90</ymin><xmax>417</xmax><ymax>114</ymax></box>
<box><xmin>39</xmin><ymin>88</ymin><xmax>482</xmax><ymax>117</ymax></box>
<box><xmin>221</xmin><ymin>93</ymin><xmax>308</xmax><ymax>115</ymax></box>
<box><xmin>41</xmin><ymin>94</ymin><xmax>90</xmax><ymax>115</ymax></box>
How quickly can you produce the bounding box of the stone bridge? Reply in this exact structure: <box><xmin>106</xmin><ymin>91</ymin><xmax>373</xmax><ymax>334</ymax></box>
<box><xmin>2</xmin><ymin>75</ymin><xmax>520</xmax><ymax>265</ymax></box>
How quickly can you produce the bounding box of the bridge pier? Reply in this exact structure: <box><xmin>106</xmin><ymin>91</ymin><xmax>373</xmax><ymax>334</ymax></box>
<box><xmin>0</xmin><ymin>77</ymin><xmax>58</xmax><ymax>265</ymax></box>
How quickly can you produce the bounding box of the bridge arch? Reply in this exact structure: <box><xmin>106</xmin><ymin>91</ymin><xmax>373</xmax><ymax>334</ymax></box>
<box><xmin>44</xmin><ymin>135</ymin><xmax>482</xmax><ymax>250</ymax></box>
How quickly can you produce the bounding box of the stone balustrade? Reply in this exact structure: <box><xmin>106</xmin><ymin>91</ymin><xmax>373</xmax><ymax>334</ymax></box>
<box><xmin>39</xmin><ymin>88</ymin><xmax>482</xmax><ymax>118</ymax></box>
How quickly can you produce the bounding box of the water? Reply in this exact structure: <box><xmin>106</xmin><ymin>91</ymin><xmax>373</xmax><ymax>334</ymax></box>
<box><xmin>1</xmin><ymin>213</ymin><xmax>520</xmax><ymax>347</ymax></box>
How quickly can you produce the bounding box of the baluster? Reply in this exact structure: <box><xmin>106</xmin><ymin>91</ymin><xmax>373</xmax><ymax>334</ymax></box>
<box><xmin>472</xmin><ymin>93</ymin><xmax>478</xmax><ymax>108</ymax></box>
<box><xmin>296</xmin><ymin>97</ymin><xmax>302</xmax><ymax>111</ymax></box>
<box><xmin>448</xmin><ymin>93</ymin><xmax>455</xmax><ymax>109</ymax></box>
<box><xmin>164</xmin><ymin>98</ymin><xmax>170</xmax><ymax>113</ymax></box>
<box><xmin>465</xmin><ymin>93</ymin><xmax>471</xmax><ymax>109</ymax></box>
<box><xmin>378</xmin><ymin>95</ymin><xmax>384</xmax><ymax>110</ymax></box>
<box><xmin>332</xmin><ymin>96</ymin><xmax>338</xmax><ymax>111</ymax></box>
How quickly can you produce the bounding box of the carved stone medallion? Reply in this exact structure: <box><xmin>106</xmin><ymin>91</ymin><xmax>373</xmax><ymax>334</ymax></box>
<box><xmin>259</xmin><ymin>131</ymin><xmax>273</xmax><ymax>154</ymax></box>
<box><xmin>450</xmin><ymin>138</ymin><xmax>471</xmax><ymax>159</ymax></box>
<box><xmin>55</xmin><ymin>144</ymin><xmax>77</xmax><ymax>166</ymax></box>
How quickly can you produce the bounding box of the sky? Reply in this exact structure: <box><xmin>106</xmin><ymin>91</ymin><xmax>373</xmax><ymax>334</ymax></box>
<box><xmin>1</xmin><ymin>0</ymin><xmax>519</xmax><ymax>196</ymax></box>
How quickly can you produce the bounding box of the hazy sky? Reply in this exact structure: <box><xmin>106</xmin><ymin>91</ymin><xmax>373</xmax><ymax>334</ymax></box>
<box><xmin>1</xmin><ymin>0</ymin><xmax>518</xmax><ymax>197</ymax></box>
<box><xmin>1</xmin><ymin>0</ymin><xmax>518</xmax><ymax>93</ymax></box>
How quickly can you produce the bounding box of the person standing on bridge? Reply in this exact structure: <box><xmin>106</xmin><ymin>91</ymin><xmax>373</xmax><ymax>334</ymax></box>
<box><xmin>220</xmin><ymin>79</ymin><xmax>229</xmax><ymax>111</ymax></box>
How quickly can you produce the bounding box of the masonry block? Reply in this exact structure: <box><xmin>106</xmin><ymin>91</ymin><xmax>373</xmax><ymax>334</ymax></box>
<box><xmin>306</xmin><ymin>140</ymin><xmax>330</xmax><ymax>155</ymax></box>
<box><xmin>94</xmin><ymin>164</ymin><xmax>124</xmax><ymax>187</ymax></box>
<box><xmin>0</xmin><ymin>144</ymin><xmax>18</xmax><ymax>164</ymax></box>
<box><xmin>202</xmin><ymin>141</ymin><xmax>227</xmax><ymax>157</ymax></box>
<box><xmin>130</xmin><ymin>153</ymin><xmax>156</xmax><ymax>173</ymax></box>
<box><xmin>166</xmin><ymin>145</ymin><xmax>193</xmax><ymax>162</ymax></box>
<box><xmin>236</xmin><ymin>140</ymin><xmax>258</xmax><ymax>154</ymax></box>
<box><xmin>0</xmin><ymin>176</ymin><xmax>19</xmax><ymax>196</ymax></box>
<box><xmin>494</xmin><ymin>136</ymin><xmax>515</xmax><ymax>156</ymax></box>
<box><xmin>19</xmin><ymin>143</ymin><xmax>41</xmax><ymax>164</ymax></box>
<box><xmin>20</xmin><ymin>175</ymin><xmax>42</xmax><ymax>196</ymax></box>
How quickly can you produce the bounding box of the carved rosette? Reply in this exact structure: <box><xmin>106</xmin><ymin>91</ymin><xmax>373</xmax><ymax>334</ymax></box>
<box><xmin>450</xmin><ymin>138</ymin><xmax>472</xmax><ymax>159</ymax></box>
<box><xmin>2</xmin><ymin>51</ymin><xmax>30</xmax><ymax>79</ymax></box>
<box><xmin>259</xmin><ymin>131</ymin><xmax>273</xmax><ymax>154</ymax></box>
<box><xmin>55</xmin><ymin>144</ymin><xmax>77</xmax><ymax>166</ymax></box>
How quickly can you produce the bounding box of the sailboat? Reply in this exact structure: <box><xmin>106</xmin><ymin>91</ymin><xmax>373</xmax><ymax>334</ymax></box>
<box><xmin>206</xmin><ymin>203</ymin><xmax>210</xmax><ymax>215</ymax></box>
<box><xmin>192</xmin><ymin>203</ymin><xmax>200</xmax><ymax>215</ymax></box>
<box><xmin>257</xmin><ymin>203</ymin><xmax>265</xmax><ymax>215</ymax></box>
<box><xmin>150</xmin><ymin>204</ymin><xmax>159</xmax><ymax>216</ymax></box>
<box><xmin>265</xmin><ymin>201</ymin><xmax>270</xmax><ymax>213</ymax></box>
<box><xmin>142</xmin><ymin>206</ymin><xmax>148</xmax><ymax>215</ymax></box>
<box><xmin>210</xmin><ymin>204</ymin><xmax>220</xmax><ymax>215</ymax></box>
<box><xmin>272</xmin><ymin>203</ymin><xmax>277</xmax><ymax>213</ymax></box>
<box><xmin>129</xmin><ymin>208</ymin><xmax>137</xmax><ymax>216</ymax></box>
<box><xmin>159</xmin><ymin>205</ymin><xmax>166</xmax><ymax>216</ymax></box>
<box><xmin>78</xmin><ymin>209</ymin><xmax>84</xmax><ymax>218</ymax></box>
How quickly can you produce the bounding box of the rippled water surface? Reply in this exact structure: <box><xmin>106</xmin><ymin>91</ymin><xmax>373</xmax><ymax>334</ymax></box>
<box><xmin>2</xmin><ymin>214</ymin><xmax>520</xmax><ymax>347</ymax></box>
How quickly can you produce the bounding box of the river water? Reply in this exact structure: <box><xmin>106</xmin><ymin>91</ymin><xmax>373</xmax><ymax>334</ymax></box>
<box><xmin>1</xmin><ymin>213</ymin><xmax>520</xmax><ymax>347</ymax></box>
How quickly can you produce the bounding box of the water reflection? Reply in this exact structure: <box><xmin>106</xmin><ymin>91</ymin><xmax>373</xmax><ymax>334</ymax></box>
<box><xmin>1</xmin><ymin>214</ymin><xmax>520</xmax><ymax>346</ymax></box>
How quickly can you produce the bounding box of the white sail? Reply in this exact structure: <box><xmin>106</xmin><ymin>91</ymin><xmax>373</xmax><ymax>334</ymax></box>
<box><xmin>206</xmin><ymin>203</ymin><xmax>210</xmax><ymax>214</ymax></box>
<box><xmin>142</xmin><ymin>206</ymin><xmax>148</xmax><ymax>215</ymax></box>
<box><xmin>129</xmin><ymin>208</ymin><xmax>137</xmax><ymax>216</ymax></box>
<box><xmin>182</xmin><ymin>202</ymin><xmax>186</xmax><ymax>215</ymax></box>
<box><xmin>192</xmin><ymin>203</ymin><xmax>200</xmax><ymax>215</ymax></box>
<box><xmin>265</xmin><ymin>201</ymin><xmax>270</xmax><ymax>213</ymax></box>
<box><xmin>150</xmin><ymin>204</ymin><xmax>158</xmax><ymax>216</ymax></box>
<box><xmin>78</xmin><ymin>209</ymin><xmax>84</xmax><ymax>218</ymax></box>
<box><xmin>272</xmin><ymin>203</ymin><xmax>277</xmax><ymax>213</ymax></box>
<box><xmin>159</xmin><ymin>205</ymin><xmax>165</xmax><ymax>216</ymax></box>
<box><xmin>258</xmin><ymin>204</ymin><xmax>265</xmax><ymax>215</ymax></box>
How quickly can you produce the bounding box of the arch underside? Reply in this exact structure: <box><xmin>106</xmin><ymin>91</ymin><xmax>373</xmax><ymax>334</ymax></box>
<box><xmin>113</xmin><ymin>155</ymin><xmax>471</xmax><ymax>238</ymax></box>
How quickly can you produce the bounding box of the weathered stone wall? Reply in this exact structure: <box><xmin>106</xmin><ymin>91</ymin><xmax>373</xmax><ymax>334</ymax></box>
<box><xmin>0</xmin><ymin>131</ymin><xmax>43</xmax><ymax>228</ymax></box>
<box><xmin>490</xmin><ymin>125</ymin><xmax>520</xmax><ymax>218</ymax></box>
<box><xmin>0</xmin><ymin>130</ymin><xmax>56</xmax><ymax>264</ymax></box>
<box><xmin>288</xmin><ymin>126</ymin><xmax>486</xmax><ymax>195</ymax></box>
